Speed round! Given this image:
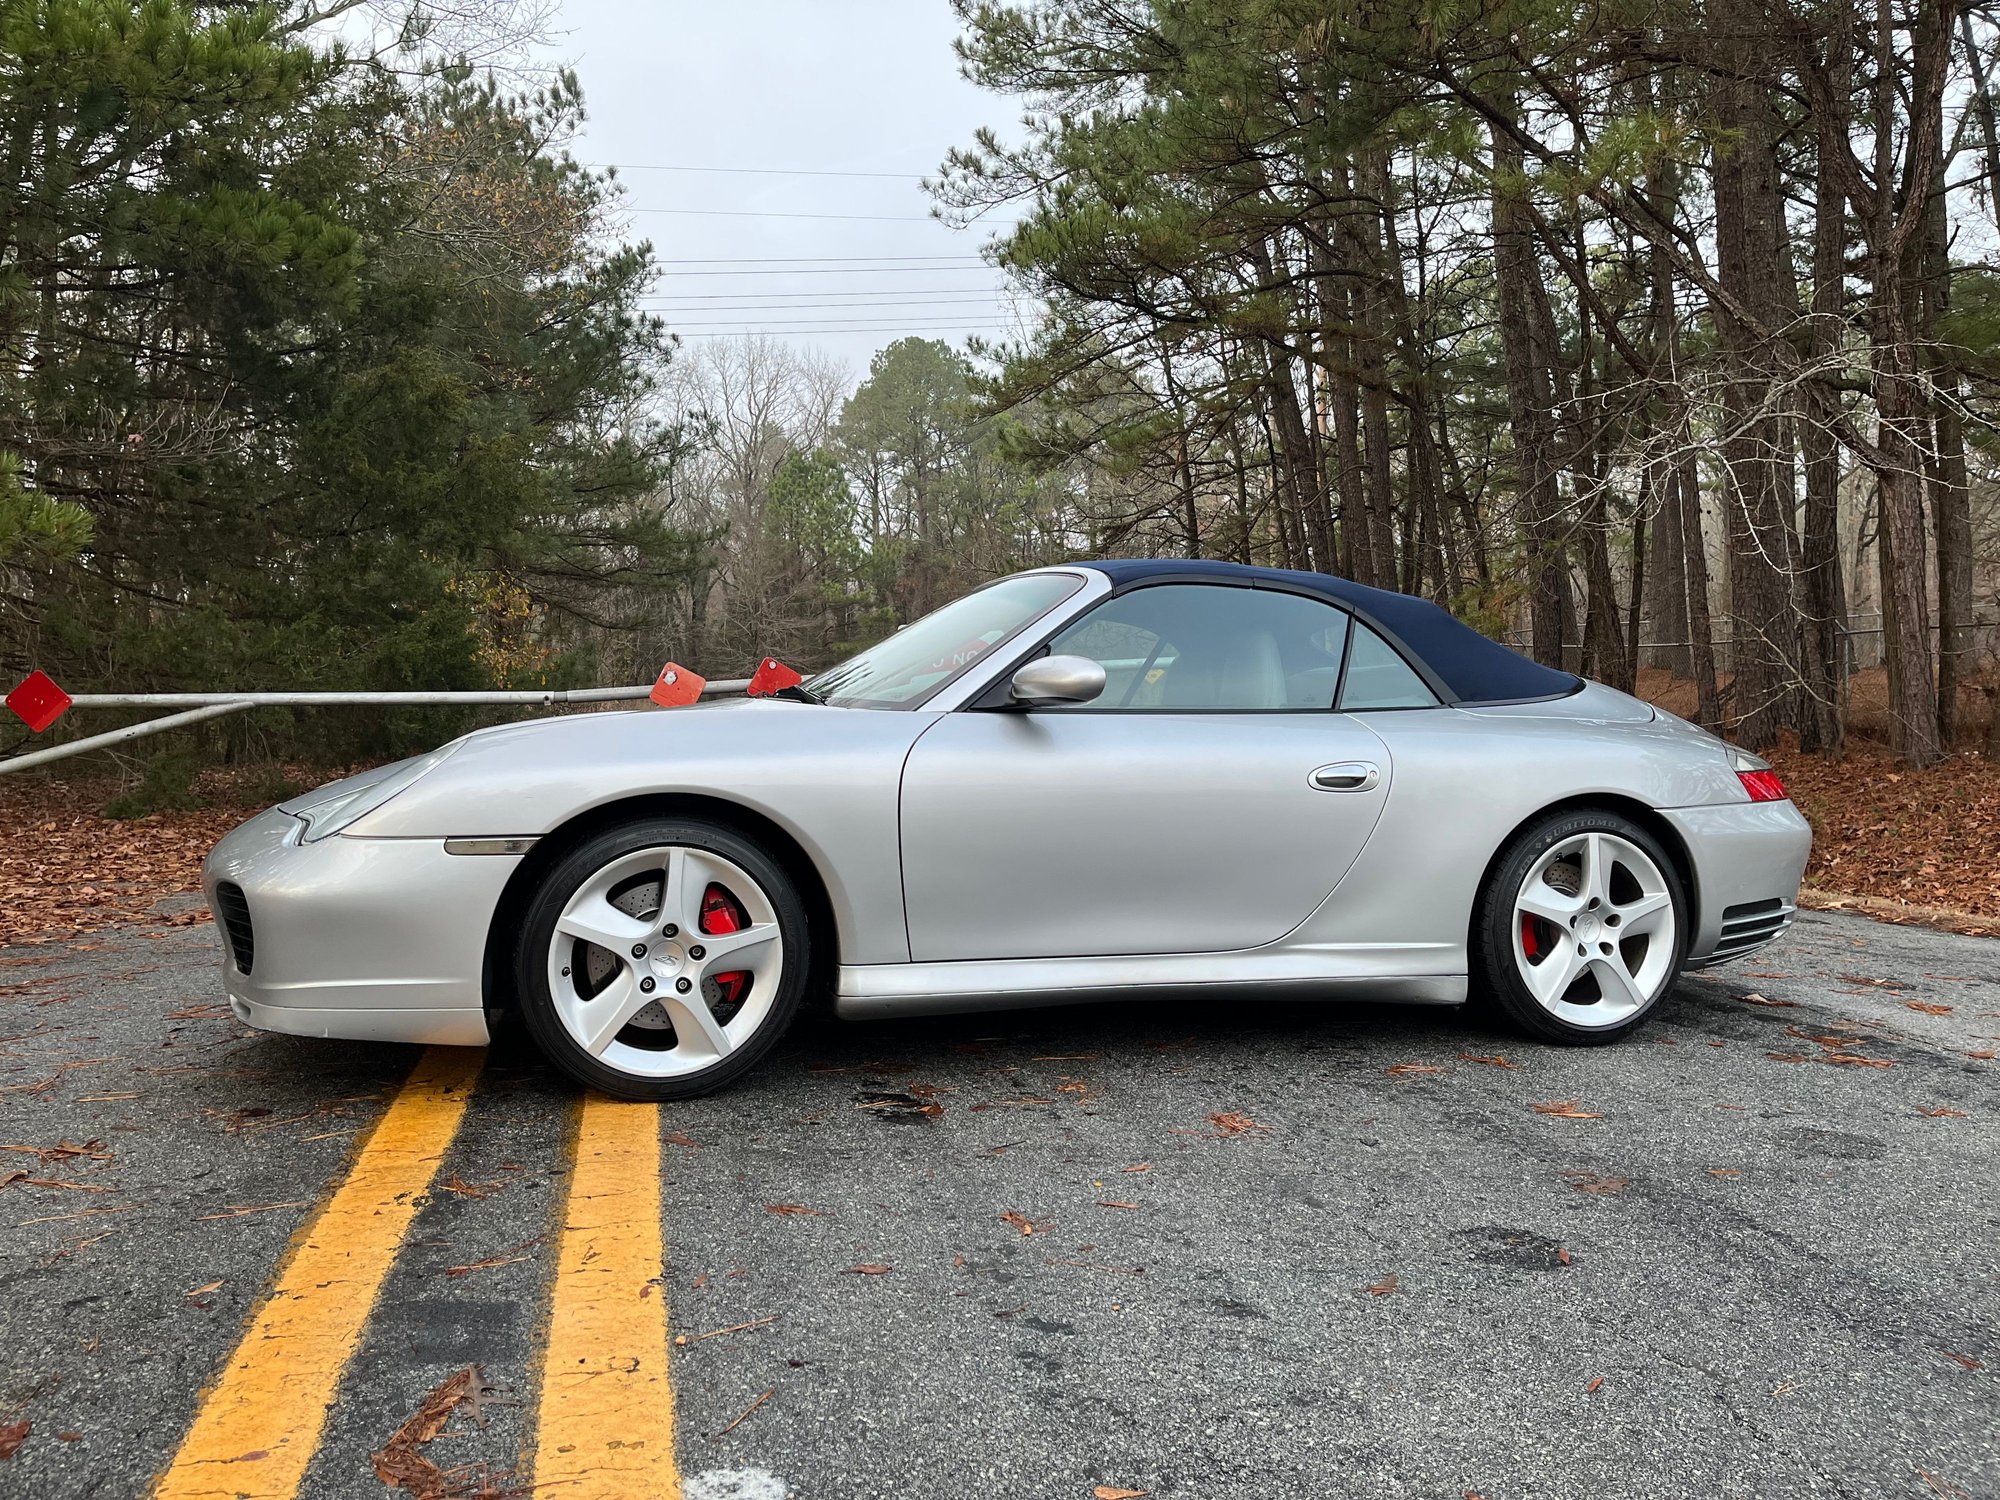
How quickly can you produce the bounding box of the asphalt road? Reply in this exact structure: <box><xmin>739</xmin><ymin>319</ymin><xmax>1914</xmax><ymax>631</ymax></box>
<box><xmin>0</xmin><ymin>903</ymin><xmax>1995</xmax><ymax>1500</ymax></box>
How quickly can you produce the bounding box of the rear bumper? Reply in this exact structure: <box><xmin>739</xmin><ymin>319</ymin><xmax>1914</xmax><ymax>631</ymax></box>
<box><xmin>202</xmin><ymin>805</ymin><xmax>510</xmax><ymax>1047</ymax></box>
<box><xmin>1660</xmin><ymin>800</ymin><xmax>1813</xmax><ymax>964</ymax></box>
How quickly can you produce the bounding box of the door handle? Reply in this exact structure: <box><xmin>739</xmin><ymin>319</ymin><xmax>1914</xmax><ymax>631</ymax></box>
<box><xmin>1310</xmin><ymin>761</ymin><xmax>1380</xmax><ymax>793</ymax></box>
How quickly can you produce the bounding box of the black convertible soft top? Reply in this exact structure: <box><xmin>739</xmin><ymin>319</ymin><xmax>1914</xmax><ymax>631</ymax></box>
<box><xmin>1082</xmin><ymin>559</ymin><xmax>1581</xmax><ymax>706</ymax></box>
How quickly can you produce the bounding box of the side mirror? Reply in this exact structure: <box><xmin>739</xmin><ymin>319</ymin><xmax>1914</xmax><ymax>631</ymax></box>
<box><xmin>1008</xmin><ymin>654</ymin><xmax>1106</xmax><ymax>708</ymax></box>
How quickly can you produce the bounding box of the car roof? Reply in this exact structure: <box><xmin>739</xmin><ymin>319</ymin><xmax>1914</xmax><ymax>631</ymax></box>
<box><xmin>1075</xmin><ymin>558</ymin><xmax>1581</xmax><ymax>706</ymax></box>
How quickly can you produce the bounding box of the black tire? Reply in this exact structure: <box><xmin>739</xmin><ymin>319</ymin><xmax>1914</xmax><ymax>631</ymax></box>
<box><xmin>514</xmin><ymin>817</ymin><xmax>811</xmax><ymax>1100</ymax></box>
<box><xmin>1472</xmin><ymin>807</ymin><xmax>1688</xmax><ymax>1046</ymax></box>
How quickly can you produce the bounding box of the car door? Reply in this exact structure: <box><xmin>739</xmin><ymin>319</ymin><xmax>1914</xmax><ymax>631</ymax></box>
<box><xmin>897</xmin><ymin>581</ymin><xmax>1396</xmax><ymax>963</ymax></box>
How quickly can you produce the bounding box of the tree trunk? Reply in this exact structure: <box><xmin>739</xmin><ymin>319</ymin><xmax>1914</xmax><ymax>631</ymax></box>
<box><xmin>1799</xmin><ymin>30</ymin><xmax>1850</xmax><ymax>753</ymax></box>
<box><xmin>1488</xmin><ymin>100</ymin><xmax>1570</xmax><ymax>667</ymax></box>
<box><xmin>1709</xmin><ymin>11</ymin><xmax>1805</xmax><ymax>747</ymax></box>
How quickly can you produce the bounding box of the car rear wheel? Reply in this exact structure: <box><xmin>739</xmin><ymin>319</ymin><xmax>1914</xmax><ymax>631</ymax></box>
<box><xmin>1474</xmin><ymin>809</ymin><xmax>1686</xmax><ymax>1045</ymax></box>
<box><xmin>515</xmin><ymin>818</ymin><xmax>809</xmax><ymax>1099</ymax></box>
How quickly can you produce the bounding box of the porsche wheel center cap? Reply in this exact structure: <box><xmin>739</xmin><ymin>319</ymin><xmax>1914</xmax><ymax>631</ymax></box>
<box><xmin>1574</xmin><ymin>913</ymin><xmax>1601</xmax><ymax>943</ymax></box>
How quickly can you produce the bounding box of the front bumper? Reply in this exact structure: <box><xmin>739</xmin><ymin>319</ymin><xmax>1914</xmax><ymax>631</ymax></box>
<box><xmin>201</xmin><ymin>805</ymin><xmax>517</xmax><ymax>1047</ymax></box>
<box><xmin>1661</xmin><ymin>799</ymin><xmax>1814</xmax><ymax>964</ymax></box>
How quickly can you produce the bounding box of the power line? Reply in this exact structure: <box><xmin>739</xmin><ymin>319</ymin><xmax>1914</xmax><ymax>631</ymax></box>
<box><xmin>648</xmin><ymin>265</ymin><xmax>1002</xmax><ymax>278</ymax></box>
<box><xmin>674</xmin><ymin>328</ymin><xmax>1013</xmax><ymax>339</ymax></box>
<box><xmin>650</xmin><ymin>304</ymin><xmax>1011</xmax><ymax>318</ymax></box>
<box><xmin>649</xmin><ymin>254</ymin><xmax>983</xmax><ymax>264</ymax></box>
<box><xmin>640</xmin><ymin>292</ymin><xmax>1011</xmax><ymax>306</ymax></box>
<box><xmin>666</xmin><ymin>315</ymin><xmax>1021</xmax><ymax>330</ymax></box>
<box><xmin>672</xmin><ymin>322</ymin><xmax>1016</xmax><ymax>336</ymax></box>
<box><xmin>595</xmin><ymin>161</ymin><xmax>925</xmax><ymax>181</ymax></box>
<box><xmin>624</xmin><ymin>206</ymin><xmax>951</xmax><ymax>223</ymax></box>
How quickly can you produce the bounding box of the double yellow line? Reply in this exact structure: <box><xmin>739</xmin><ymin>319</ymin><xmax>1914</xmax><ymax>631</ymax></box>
<box><xmin>153</xmin><ymin>1050</ymin><xmax>682</xmax><ymax>1500</ymax></box>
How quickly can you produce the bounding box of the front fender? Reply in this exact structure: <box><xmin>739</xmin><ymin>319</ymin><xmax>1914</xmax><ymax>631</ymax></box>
<box><xmin>345</xmin><ymin>699</ymin><xmax>934</xmax><ymax>966</ymax></box>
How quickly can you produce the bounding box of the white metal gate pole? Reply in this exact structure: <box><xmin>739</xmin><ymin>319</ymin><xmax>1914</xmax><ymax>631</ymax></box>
<box><xmin>0</xmin><ymin>702</ymin><xmax>252</xmax><ymax>775</ymax></box>
<box><xmin>0</xmin><ymin>678</ymin><xmax>754</xmax><ymax>776</ymax></box>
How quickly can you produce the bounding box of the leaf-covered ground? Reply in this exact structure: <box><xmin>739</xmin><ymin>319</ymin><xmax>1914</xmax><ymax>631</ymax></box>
<box><xmin>1771</xmin><ymin>744</ymin><xmax>2000</xmax><ymax>922</ymax></box>
<box><xmin>2</xmin><ymin>737</ymin><xmax>1996</xmax><ymax>945</ymax></box>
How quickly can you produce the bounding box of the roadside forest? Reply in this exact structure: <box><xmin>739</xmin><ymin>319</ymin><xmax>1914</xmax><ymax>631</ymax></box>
<box><xmin>4</xmin><ymin>0</ymin><xmax>2000</xmax><ymax>786</ymax></box>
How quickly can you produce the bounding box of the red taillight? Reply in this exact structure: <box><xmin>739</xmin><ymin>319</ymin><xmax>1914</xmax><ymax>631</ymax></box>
<box><xmin>1738</xmin><ymin>769</ymin><xmax>1788</xmax><ymax>803</ymax></box>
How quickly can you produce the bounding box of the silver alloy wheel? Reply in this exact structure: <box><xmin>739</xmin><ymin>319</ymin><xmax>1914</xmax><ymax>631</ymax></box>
<box><xmin>1510</xmin><ymin>830</ymin><xmax>1676</xmax><ymax>1029</ymax></box>
<box><xmin>544</xmin><ymin>843</ymin><xmax>785</xmax><ymax>1079</ymax></box>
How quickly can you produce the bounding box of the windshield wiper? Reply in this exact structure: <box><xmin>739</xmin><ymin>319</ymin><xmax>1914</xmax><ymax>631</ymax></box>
<box><xmin>771</xmin><ymin>682</ymin><xmax>824</xmax><ymax>704</ymax></box>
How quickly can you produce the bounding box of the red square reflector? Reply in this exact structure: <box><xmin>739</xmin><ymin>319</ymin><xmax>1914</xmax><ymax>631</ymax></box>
<box><xmin>746</xmin><ymin>657</ymin><xmax>803</xmax><ymax>697</ymax></box>
<box><xmin>6</xmin><ymin>670</ymin><xmax>72</xmax><ymax>733</ymax></box>
<box><xmin>650</xmin><ymin>662</ymin><xmax>706</xmax><ymax>708</ymax></box>
<box><xmin>1738</xmin><ymin>769</ymin><xmax>1788</xmax><ymax>803</ymax></box>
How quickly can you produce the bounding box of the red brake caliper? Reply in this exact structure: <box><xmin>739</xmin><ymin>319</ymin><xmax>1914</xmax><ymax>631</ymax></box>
<box><xmin>700</xmin><ymin>883</ymin><xmax>750</xmax><ymax>1006</ymax></box>
<box><xmin>1520</xmin><ymin>915</ymin><xmax>1540</xmax><ymax>959</ymax></box>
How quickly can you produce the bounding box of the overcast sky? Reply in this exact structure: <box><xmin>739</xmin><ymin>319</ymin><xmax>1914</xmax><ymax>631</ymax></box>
<box><xmin>538</xmin><ymin>0</ymin><xmax>1029</xmax><ymax>376</ymax></box>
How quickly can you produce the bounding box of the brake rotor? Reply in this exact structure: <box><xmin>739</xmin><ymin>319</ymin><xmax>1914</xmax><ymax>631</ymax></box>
<box><xmin>584</xmin><ymin>873</ymin><xmax>674</xmax><ymax>1031</ymax></box>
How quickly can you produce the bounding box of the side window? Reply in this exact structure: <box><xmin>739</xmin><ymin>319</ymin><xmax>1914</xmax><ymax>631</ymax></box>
<box><xmin>1339</xmin><ymin>624</ymin><xmax>1439</xmax><ymax>709</ymax></box>
<box><xmin>1046</xmin><ymin>584</ymin><xmax>1351</xmax><ymax>710</ymax></box>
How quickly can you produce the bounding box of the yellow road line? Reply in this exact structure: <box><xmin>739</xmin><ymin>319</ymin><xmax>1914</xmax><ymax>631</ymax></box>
<box><xmin>535</xmin><ymin>1094</ymin><xmax>679</xmax><ymax>1499</ymax></box>
<box><xmin>154</xmin><ymin>1046</ymin><xmax>483</xmax><ymax>1500</ymax></box>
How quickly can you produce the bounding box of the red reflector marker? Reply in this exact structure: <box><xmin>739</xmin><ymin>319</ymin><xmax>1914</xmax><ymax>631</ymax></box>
<box><xmin>746</xmin><ymin>657</ymin><xmax>803</xmax><ymax>697</ymax></box>
<box><xmin>6</xmin><ymin>670</ymin><xmax>72</xmax><ymax>733</ymax></box>
<box><xmin>1738</xmin><ymin>769</ymin><xmax>1789</xmax><ymax>803</ymax></box>
<box><xmin>650</xmin><ymin>661</ymin><xmax>706</xmax><ymax>708</ymax></box>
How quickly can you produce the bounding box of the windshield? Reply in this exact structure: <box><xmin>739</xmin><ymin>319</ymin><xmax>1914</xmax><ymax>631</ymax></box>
<box><xmin>808</xmin><ymin>573</ymin><xmax>1084</xmax><ymax>708</ymax></box>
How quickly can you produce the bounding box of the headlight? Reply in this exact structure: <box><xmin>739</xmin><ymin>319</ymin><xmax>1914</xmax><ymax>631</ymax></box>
<box><xmin>291</xmin><ymin>742</ymin><xmax>463</xmax><ymax>843</ymax></box>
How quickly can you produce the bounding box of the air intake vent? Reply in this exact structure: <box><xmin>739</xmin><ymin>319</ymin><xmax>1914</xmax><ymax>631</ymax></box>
<box><xmin>1712</xmin><ymin>897</ymin><xmax>1792</xmax><ymax>958</ymax></box>
<box><xmin>214</xmin><ymin>882</ymin><xmax>254</xmax><ymax>975</ymax></box>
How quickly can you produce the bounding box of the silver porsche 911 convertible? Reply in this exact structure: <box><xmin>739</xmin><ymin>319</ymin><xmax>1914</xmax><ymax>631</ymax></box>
<box><xmin>203</xmin><ymin>559</ymin><xmax>1811</xmax><ymax>1098</ymax></box>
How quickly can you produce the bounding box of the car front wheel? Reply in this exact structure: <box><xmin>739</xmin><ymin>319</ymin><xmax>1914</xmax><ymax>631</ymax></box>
<box><xmin>1474</xmin><ymin>809</ymin><xmax>1687</xmax><ymax>1045</ymax></box>
<box><xmin>515</xmin><ymin>818</ymin><xmax>809</xmax><ymax>1099</ymax></box>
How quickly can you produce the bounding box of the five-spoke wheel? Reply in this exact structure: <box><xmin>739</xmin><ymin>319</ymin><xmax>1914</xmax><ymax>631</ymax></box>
<box><xmin>1476</xmin><ymin>809</ymin><xmax>1687</xmax><ymax>1044</ymax></box>
<box><xmin>516</xmin><ymin>818</ymin><xmax>809</xmax><ymax>1099</ymax></box>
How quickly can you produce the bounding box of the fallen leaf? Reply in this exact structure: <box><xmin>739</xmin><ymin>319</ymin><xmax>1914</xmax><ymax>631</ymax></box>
<box><xmin>1942</xmin><ymin>1349</ymin><xmax>1985</xmax><ymax>1370</ymax></box>
<box><xmin>185</xmin><ymin>1280</ymin><xmax>224</xmax><ymax>1298</ymax></box>
<box><xmin>1838</xmin><ymin>974</ymin><xmax>1906</xmax><ymax>989</ymax></box>
<box><xmin>1970</xmin><ymin>1051</ymin><xmax>1997</xmax><ymax>1061</ymax></box>
<box><xmin>1563</xmin><ymin>1172</ymin><xmax>1629</xmax><ymax>1195</ymax></box>
<box><xmin>1708</xmin><ymin>1167</ymin><xmax>1742</xmax><ymax>1178</ymax></box>
<box><xmin>1918</xmin><ymin>1106</ymin><xmax>1970</xmax><ymax>1118</ymax></box>
<box><xmin>1458</xmin><ymin>1053</ymin><xmax>1515</xmax><ymax>1068</ymax></box>
<box><xmin>436</xmin><ymin>1174</ymin><xmax>500</xmax><ymax>1199</ymax></box>
<box><xmin>1385</xmin><ymin>1062</ymin><xmax>1446</xmax><ymax>1077</ymax></box>
<box><xmin>1586</xmin><ymin>1375</ymin><xmax>1604</xmax><ymax>1394</ymax></box>
<box><xmin>1364</xmin><ymin>1272</ymin><xmax>1401</xmax><ymax>1297</ymax></box>
<box><xmin>1121</xmin><ymin>1163</ymin><xmax>1152</xmax><ymax>1173</ymax></box>
<box><xmin>1556</xmin><ymin>1247</ymin><xmax>1572</xmax><ymax>1265</ymax></box>
<box><xmin>854</xmin><ymin>1092</ymin><xmax>944</xmax><ymax>1118</ymax></box>
<box><xmin>764</xmin><ymin>1204</ymin><xmax>822</xmax><ymax>1216</ymax></box>
<box><xmin>1096</xmin><ymin>1201</ymin><xmax>1140</xmax><ymax>1211</ymax></box>
<box><xmin>368</xmin><ymin>1365</ymin><xmax>499</xmax><ymax>1495</ymax></box>
<box><xmin>1734</xmin><ymin>992</ymin><xmax>1798</xmax><ymax>1008</ymax></box>
<box><xmin>1530</xmin><ymin>1100</ymin><xmax>1602</xmax><ymax>1119</ymax></box>
<box><xmin>847</xmin><ymin>1263</ymin><xmax>891</xmax><ymax>1275</ymax></box>
<box><xmin>1000</xmin><ymin>1210</ymin><xmax>1039</xmax><ymax>1235</ymax></box>
<box><xmin>1207</xmin><ymin>1111</ymin><xmax>1269</xmax><ymax>1136</ymax></box>
<box><xmin>1094</xmin><ymin>1489</ymin><xmax>1149</xmax><ymax>1499</ymax></box>
<box><xmin>1906</xmin><ymin>1001</ymin><xmax>1954</xmax><ymax>1016</ymax></box>
<box><xmin>0</xmin><ymin>1422</ymin><xmax>26</xmax><ymax>1460</ymax></box>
